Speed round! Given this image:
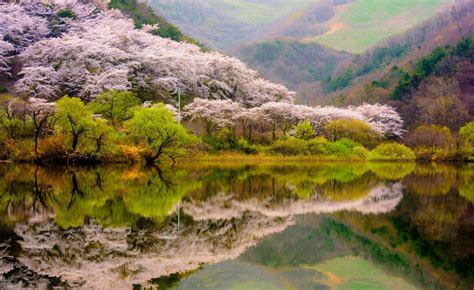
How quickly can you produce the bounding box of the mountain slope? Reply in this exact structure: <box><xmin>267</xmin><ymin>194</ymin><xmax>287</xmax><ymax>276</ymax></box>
<box><xmin>233</xmin><ymin>0</ymin><xmax>474</xmax><ymax>107</ymax></box>
<box><xmin>234</xmin><ymin>40</ymin><xmax>351</xmax><ymax>104</ymax></box>
<box><xmin>150</xmin><ymin>0</ymin><xmax>451</xmax><ymax>53</ymax></box>
<box><xmin>304</xmin><ymin>0</ymin><xmax>450</xmax><ymax>53</ymax></box>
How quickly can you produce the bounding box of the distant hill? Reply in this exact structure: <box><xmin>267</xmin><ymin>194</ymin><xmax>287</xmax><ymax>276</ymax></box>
<box><xmin>148</xmin><ymin>0</ymin><xmax>315</xmax><ymax>50</ymax></box>
<box><xmin>234</xmin><ymin>40</ymin><xmax>351</xmax><ymax>104</ymax></box>
<box><xmin>232</xmin><ymin>1</ymin><xmax>473</xmax><ymax>106</ymax></box>
<box><xmin>150</xmin><ymin>0</ymin><xmax>451</xmax><ymax>53</ymax></box>
<box><xmin>109</xmin><ymin>0</ymin><xmax>205</xmax><ymax>48</ymax></box>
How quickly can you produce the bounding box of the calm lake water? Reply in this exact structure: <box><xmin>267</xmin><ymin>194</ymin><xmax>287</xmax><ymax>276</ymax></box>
<box><xmin>0</xmin><ymin>162</ymin><xmax>473</xmax><ymax>289</ymax></box>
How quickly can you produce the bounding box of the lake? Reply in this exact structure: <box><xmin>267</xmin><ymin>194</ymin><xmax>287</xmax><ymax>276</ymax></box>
<box><xmin>0</xmin><ymin>162</ymin><xmax>473</xmax><ymax>289</ymax></box>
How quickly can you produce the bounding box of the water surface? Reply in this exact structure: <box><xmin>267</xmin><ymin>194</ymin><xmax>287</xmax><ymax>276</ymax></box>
<box><xmin>0</xmin><ymin>162</ymin><xmax>473</xmax><ymax>289</ymax></box>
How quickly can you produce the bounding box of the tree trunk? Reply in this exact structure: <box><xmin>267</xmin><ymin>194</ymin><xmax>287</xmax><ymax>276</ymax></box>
<box><xmin>34</xmin><ymin>130</ymin><xmax>40</xmax><ymax>157</ymax></box>
<box><xmin>72</xmin><ymin>134</ymin><xmax>79</xmax><ymax>152</ymax></box>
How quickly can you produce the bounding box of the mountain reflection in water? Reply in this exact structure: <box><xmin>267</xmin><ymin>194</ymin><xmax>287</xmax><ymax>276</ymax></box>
<box><xmin>0</xmin><ymin>162</ymin><xmax>473</xmax><ymax>289</ymax></box>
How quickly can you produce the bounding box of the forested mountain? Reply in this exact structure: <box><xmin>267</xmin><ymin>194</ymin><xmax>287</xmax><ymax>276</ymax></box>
<box><xmin>233</xmin><ymin>0</ymin><xmax>474</xmax><ymax>108</ymax></box>
<box><xmin>149</xmin><ymin>0</ymin><xmax>458</xmax><ymax>105</ymax></box>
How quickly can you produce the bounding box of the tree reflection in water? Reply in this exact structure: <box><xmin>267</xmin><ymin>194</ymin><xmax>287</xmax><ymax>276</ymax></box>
<box><xmin>0</xmin><ymin>162</ymin><xmax>472</xmax><ymax>289</ymax></box>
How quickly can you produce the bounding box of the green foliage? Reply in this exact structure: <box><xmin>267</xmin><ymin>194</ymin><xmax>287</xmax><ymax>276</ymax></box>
<box><xmin>324</xmin><ymin>68</ymin><xmax>354</xmax><ymax>92</ymax></box>
<box><xmin>453</xmin><ymin>37</ymin><xmax>474</xmax><ymax>62</ymax></box>
<box><xmin>87</xmin><ymin>118</ymin><xmax>115</xmax><ymax>154</ymax></box>
<box><xmin>126</xmin><ymin>104</ymin><xmax>195</xmax><ymax>163</ymax></box>
<box><xmin>390</xmin><ymin>38</ymin><xmax>474</xmax><ymax>100</ymax></box>
<box><xmin>235</xmin><ymin>139</ymin><xmax>262</xmax><ymax>154</ymax></box>
<box><xmin>324</xmin><ymin>118</ymin><xmax>382</xmax><ymax>148</ymax></box>
<box><xmin>108</xmin><ymin>0</ymin><xmax>204</xmax><ymax>48</ymax></box>
<box><xmin>0</xmin><ymin>86</ymin><xmax>8</xmax><ymax>94</ymax></box>
<box><xmin>55</xmin><ymin>97</ymin><xmax>95</xmax><ymax>152</ymax></box>
<box><xmin>292</xmin><ymin>121</ymin><xmax>314</xmax><ymax>140</ymax></box>
<box><xmin>368</xmin><ymin>143</ymin><xmax>416</xmax><ymax>160</ymax></box>
<box><xmin>460</xmin><ymin>121</ymin><xmax>474</xmax><ymax>161</ymax></box>
<box><xmin>269</xmin><ymin>137</ymin><xmax>309</xmax><ymax>156</ymax></box>
<box><xmin>87</xmin><ymin>90</ymin><xmax>140</xmax><ymax>125</ymax></box>
<box><xmin>270</xmin><ymin>137</ymin><xmax>366</xmax><ymax>158</ymax></box>
<box><xmin>0</xmin><ymin>96</ymin><xmax>31</xmax><ymax>139</ymax></box>
<box><xmin>56</xmin><ymin>8</ymin><xmax>77</xmax><ymax>19</ymax></box>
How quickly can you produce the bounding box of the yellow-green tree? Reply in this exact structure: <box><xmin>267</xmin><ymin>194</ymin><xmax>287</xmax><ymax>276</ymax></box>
<box><xmin>126</xmin><ymin>104</ymin><xmax>195</xmax><ymax>164</ymax></box>
<box><xmin>87</xmin><ymin>90</ymin><xmax>140</xmax><ymax>125</ymax></box>
<box><xmin>55</xmin><ymin>97</ymin><xmax>95</xmax><ymax>152</ymax></box>
<box><xmin>324</xmin><ymin>118</ymin><xmax>382</xmax><ymax>148</ymax></box>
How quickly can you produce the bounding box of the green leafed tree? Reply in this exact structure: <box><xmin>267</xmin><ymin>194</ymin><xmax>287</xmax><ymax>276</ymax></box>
<box><xmin>292</xmin><ymin>121</ymin><xmax>314</xmax><ymax>140</ymax></box>
<box><xmin>55</xmin><ymin>96</ymin><xmax>95</xmax><ymax>152</ymax></box>
<box><xmin>87</xmin><ymin>90</ymin><xmax>140</xmax><ymax>125</ymax></box>
<box><xmin>126</xmin><ymin>104</ymin><xmax>195</xmax><ymax>164</ymax></box>
<box><xmin>88</xmin><ymin>117</ymin><xmax>115</xmax><ymax>154</ymax></box>
<box><xmin>460</xmin><ymin>121</ymin><xmax>474</xmax><ymax>160</ymax></box>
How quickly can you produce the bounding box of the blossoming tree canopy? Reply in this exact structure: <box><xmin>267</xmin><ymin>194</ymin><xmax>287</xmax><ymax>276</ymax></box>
<box><xmin>1</xmin><ymin>0</ymin><xmax>295</xmax><ymax>106</ymax></box>
<box><xmin>183</xmin><ymin>99</ymin><xmax>405</xmax><ymax>138</ymax></box>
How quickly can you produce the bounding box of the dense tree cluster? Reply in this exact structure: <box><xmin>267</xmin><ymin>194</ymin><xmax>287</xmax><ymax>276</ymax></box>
<box><xmin>1</xmin><ymin>1</ymin><xmax>295</xmax><ymax>106</ymax></box>
<box><xmin>183</xmin><ymin>98</ymin><xmax>405</xmax><ymax>139</ymax></box>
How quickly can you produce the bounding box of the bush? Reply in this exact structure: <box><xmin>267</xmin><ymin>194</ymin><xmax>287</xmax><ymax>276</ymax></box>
<box><xmin>38</xmin><ymin>135</ymin><xmax>68</xmax><ymax>162</ymax></box>
<box><xmin>460</xmin><ymin>121</ymin><xmax>474</xmax><ymax>160</ymax></box>
<box><xmin>307</xmin><ymin>137</ymin><xmax>330</xmax><ymax>155</ymax></box>
<box><xmin>368</xmin><ymin>143</ymin><xmax>416</xmax><ymax>160</ymax></box>
<box><xmin>324</xmin><ymin>119</ymin><xmax>382</xmax><ymax>148</ymax></box>
<box><xmin>236</xmin><ymin>139</ymin><xmax>262</xmax><ymax>154</ymax></box>
<box><xmin>0</xmin><ymin>85</ymin><xmax>8</xmax><ymax>94</ymax></box>
<box><xmin>291</xmin><ymin>121</ymin><xmax>314</xmax><ymax>140</ymax></box>
<box><xmin>352</xmin><ymin>146</ymin><xmax>370</xmax><ymax>159</ymax></box>
<box><xmin>406</xmin><ymin>125</ymin><xmax>456</xmax><ymax>160</ymax></box>
<box><xmin>269</xmin><ymin>137</ymin><xmax>309</xmax><ymax>156</ymax></box>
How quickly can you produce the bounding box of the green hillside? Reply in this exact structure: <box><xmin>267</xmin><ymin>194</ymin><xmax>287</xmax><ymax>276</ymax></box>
<box><xmin>150</xmin><ymin>0</ymin><xmax>450</xmax><ymax>53</ymax></box>
<box><xmin>306</xmin><ymin>0</ymin><xmax>450</xmax><ymax>53</ymax></box>
<box><xmin>149</xmin><ymin>0</ymin><xmax>315</xmax><ymax>50</ymax></box>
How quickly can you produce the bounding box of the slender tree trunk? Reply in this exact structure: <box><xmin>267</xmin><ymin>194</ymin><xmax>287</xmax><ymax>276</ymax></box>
<box><xmin>72</xmin><ymin>134</ymin><xmax>79</xmax><ymax>152</ymax></box>
<box><xmin>34</xmin><ymin>129</ymin><xmax>40</xmax><ymax>157</ymax></box>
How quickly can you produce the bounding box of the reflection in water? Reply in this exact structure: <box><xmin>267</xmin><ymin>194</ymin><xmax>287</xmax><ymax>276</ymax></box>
<box><xmin>0</xmin><ymin>163</ymin><xmax>473</xmax><ymax>289</ymax></box>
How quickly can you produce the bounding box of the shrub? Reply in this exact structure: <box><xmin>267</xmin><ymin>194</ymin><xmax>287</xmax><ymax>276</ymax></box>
<box><xmin>236</xmin><ymin>139</ymin><xmax>262</xmax><ymax>154</ymax></box>
<box><xmin>368</xmin><ymin>143</ymin><xmax>416</xmax><ymax>160</ymax></box>
<box><xmin>7</xmin><ymin>140</ymin><xmax>35</xmax><ymax>161</ymax></box>
<box><xmin>324</xmin><ymin>118</ymin><xmax>382</xmax><ymax>148</ymax></box>
<box><xmin>352</xmin><ymin>146</ymin><xmax>370</xmax><ymax>159</ymax></box>
<box><xmin>291</xmin><ymin>121</ymin><xmax>314</xmax><ymax>140</ymax></box>
<box><xmin>326</xmin><ymin>140</ymin><xmax>353</xmax><ymax>156</ymax></box>
<box><xmin>269</xmin><ymin>137</ymin><xmax>308</xmax><ymax>156</ymax></box>
<box><xmin>406</xmin><ymin>125</ymin><xmax>456</xmax><ymax>160</ymax></box>
<box><xmin>38</xmin><ymin>135</ymin><xmax>68</xmax><ymax>162</ymax></box>
<box><xmin>307</xmin><ymin>137</ymin><xmax>330</xmax><ymax>155</ymax></box>
<box><xmin>0</xmin><ymin>85</ymin><xmax>8</xmax><ymax>94</ymax></box>
<box><xmin>460</xmin><ymin>121</ymin><xmax>474</xmax><ymax>160</ymax></box>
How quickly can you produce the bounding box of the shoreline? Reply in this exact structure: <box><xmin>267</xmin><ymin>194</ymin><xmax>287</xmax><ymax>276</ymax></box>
<box><xmin>0</xmin><ymin>152</ymin><xmax>470</xmax><ymax>167</ymax></box>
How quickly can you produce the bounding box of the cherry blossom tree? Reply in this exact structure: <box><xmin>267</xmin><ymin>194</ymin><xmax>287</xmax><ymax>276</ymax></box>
<box><xmin>184</xmin><ymin>98</ymin><xmax>243</xmax><ymax>135</ymax></box>
<box><xmin>0</xmin><ymin>3</ymin><xmax>50</xmax><ymax>51</ymax></box>
<box><xmin>353</xmin><ymin>103</ymin><xmax>405</xmax><ymax>138</ymax></box>
<box><xmin>13</xmin><ymin>2</ymin><xmax>295</xmax><ymax>105</ymax></box>
<box><xmin>0</xmin><ymin>40</ymin><xmax>14</xmax><ymax>75</ymax></box>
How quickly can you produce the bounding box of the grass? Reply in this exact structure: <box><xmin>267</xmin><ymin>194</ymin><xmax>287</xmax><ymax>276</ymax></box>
<box><xmin>306</xmin><ymin>0</ymin><xmax>450</xmax><ymax>53</ymax></box>
<box><xmin>152</xmin><ymin>0</ymin><xmax>450</xmax><ymax>52</ymax></box>
<box><xmin>307</xmin><ymin>256</ymin><xmax>419</xmax><ymax>290</ymax></box>
<box><xmin>187</xmin><ymin>0</ymin><xmax>314</xmax><ymax>25</ymax></box>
